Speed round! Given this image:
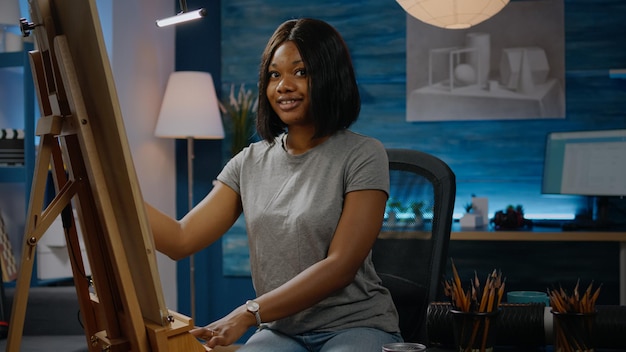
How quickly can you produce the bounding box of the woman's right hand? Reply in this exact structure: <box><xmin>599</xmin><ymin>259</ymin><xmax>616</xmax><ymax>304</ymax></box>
<box><xmin>191</xmin><ymin>304</ymin><xmax>257</xmax><ymax>349</ymax></box>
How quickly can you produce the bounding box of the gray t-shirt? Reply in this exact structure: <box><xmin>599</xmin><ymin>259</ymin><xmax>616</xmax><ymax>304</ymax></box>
<box><xmin>217</xmin><ymin>129</ymin><xmax>399</xmax><ymax>335</ymax></box>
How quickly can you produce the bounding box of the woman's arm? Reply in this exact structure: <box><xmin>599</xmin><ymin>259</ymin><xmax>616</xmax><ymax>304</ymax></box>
<box><xmin>198</xmin><ymin>188</ymin><xmax>387</xmax><ymax>347</ymax></box>
<box><xmin>146</xmin><ymin>181</ymin><xmax>243</xmax><ymax>260</ymax></box>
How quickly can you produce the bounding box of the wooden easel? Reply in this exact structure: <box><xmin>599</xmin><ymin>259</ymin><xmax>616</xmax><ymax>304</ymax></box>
<box><xmin>6</xmin><ymin>0</ymin><xmax>205</xmax><ymax>351</ymax></box>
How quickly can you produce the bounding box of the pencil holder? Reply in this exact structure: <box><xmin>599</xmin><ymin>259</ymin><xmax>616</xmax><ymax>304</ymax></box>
<box><xmin>450</xmin><ymin>309</ymin><xmax>500</xmax><ymax>352</ymax></box>
<box><xmin>552</xmin><ymin>310</ymin><xmax>596</xmax><ymax>352</ymax></box>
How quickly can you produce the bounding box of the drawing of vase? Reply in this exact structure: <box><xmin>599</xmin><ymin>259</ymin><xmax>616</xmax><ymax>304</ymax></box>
<box><xmin>466</xmin><ymin>32</ymin><xmax>490</xmax><ymax>89</ymax></box>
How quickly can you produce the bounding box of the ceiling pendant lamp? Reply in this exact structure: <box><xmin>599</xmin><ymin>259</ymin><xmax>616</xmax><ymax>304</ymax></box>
<box><xmin>396</xmin><ymin>0</ymin><xmax>510</xmax><ymax>29</ymax></box>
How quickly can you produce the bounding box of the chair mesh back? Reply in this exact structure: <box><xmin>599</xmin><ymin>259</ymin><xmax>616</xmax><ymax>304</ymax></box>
<box><xmin>372</xmin><ymin>149</ymin><xmax>456</xmax><ymax>343</ymax></box>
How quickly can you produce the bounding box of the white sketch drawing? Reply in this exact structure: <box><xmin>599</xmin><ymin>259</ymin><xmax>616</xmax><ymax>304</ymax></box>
<box><xmin>406</xmin><ymin>0</ymin><xmax>565</xmax><ymax>122</ymax></box>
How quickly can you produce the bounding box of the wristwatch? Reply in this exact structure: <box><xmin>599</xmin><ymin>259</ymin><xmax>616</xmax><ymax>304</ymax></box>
<box><xmin>245</xmin><ymin>299</ymin><xmax>262</xmax><ymax>327</ymax></box>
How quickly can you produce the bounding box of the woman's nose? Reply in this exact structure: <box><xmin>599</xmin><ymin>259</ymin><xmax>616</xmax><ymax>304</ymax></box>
<box><xmin>276</xmin><ymin>76</ymin><xmax>294</xmax><ymax>92</ymax></box>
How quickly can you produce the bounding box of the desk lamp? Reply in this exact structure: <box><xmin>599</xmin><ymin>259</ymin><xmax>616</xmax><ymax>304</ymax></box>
<box><xmin>396</xmin><ymin>0</ymin><xmax>509</xmax><ymax>29</ymax></box>
<box><xmin>155</xmin><ymin>71</ymin><xmax>224</xmax><ymax>320</ymax></box>
<box><xmin>156</xmin><ymin>0</ymin><xmax>207</xmax><ymax>27</ymax></box>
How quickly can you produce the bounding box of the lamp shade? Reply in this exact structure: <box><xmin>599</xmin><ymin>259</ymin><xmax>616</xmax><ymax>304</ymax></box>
<box><xmin>396</xmin><ymin>0</ymin><xmax>510</xmax><ymax>29</ymax></box>
<box><xmin>155</xmin><ymin>71</ymin><xmax>224</xmax><ymax>139</ymax></box>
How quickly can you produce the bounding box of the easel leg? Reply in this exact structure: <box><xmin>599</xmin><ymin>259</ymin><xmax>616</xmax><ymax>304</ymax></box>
<box><xmin>0</xmin><ymin>258</ymin><xmax>8</xmax><ymax>339</ymax></box>
<box><xmin>50</xmin><ymin>135</ymin><xmax>100</xmax><ymax>346</ymax></box>
<box><xmin>6</xmin><ymin>132</ymin><xmax>60</xmax><ymax>351</ymax></box>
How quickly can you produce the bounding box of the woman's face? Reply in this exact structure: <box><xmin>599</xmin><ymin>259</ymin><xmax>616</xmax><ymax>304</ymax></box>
<box><xmin>266</xmin><ymin>41</ymin><xmax>312</xmax><ymax>127</ymax></box>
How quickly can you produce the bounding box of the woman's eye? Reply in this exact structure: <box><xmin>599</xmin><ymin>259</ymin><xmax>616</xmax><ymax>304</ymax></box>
<box><xmin>268</xmin><ymin>71</ymin><xmax>279</xmax><ymax>79</ymax></box>
<box><xmin>295</xmin><ymin>69</ymin><xmax>307</xmax><ymax>77</ymax></box>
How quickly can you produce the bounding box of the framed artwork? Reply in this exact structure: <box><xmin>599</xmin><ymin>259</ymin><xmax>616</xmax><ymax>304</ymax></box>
<box><xmin>406</xmin><ymin>0</ymin><xmax>565</xmax><ymax>121</ymax></box>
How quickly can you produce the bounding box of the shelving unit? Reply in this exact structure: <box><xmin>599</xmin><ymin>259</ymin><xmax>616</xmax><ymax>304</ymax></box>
<box><xmin>0</xmin><ymin>42</ymin><xmax>36</xmax><ymax>286</ymax></box>
<box><xmin>0</xmin><ymin>43</ymin><xmax>35</xmax><ymax>189</ymax></box>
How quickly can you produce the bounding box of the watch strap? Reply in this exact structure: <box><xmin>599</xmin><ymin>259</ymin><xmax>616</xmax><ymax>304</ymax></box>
<box><xmin>252</xmin><ymin>310</ymin><xmax>261</xmax><ymax>326</ymax></box>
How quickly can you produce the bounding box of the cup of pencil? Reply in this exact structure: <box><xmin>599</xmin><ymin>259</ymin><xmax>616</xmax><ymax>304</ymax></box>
<box><xmin>549</xmin><ymin>281</ymin><xmax>601</xmax><ymax>352</ymax></box>
<box><xmin>444</xmin><ymin>259</ymin><xmax>505</xmax><ymax>352</ymax></box>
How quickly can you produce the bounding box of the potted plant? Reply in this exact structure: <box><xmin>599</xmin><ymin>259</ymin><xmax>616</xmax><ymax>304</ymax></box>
<box><xmin>409</xmin><ymin>201</ymin><xmax>425</xmax><ymax>228</ymax></box>
<box><xmin>385</xmin><ymin>198</ymin><xmax>403</xmax><ymax>226</ymax></box>
<box><xmin>220</xmin><ymin>83</ymin><xmax>258</xmax><ymax>157</ymax></box>
<box><xmin>385</xmin><ymin>199</ymin><xmax>427</xmax><ymax>228</ymax></box>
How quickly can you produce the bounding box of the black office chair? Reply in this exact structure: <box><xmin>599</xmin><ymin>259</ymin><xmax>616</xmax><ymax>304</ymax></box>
<box><xmin>372</xmin><ymin>148</ymin><xmax>456</xmax><ymax>343</ymax></box>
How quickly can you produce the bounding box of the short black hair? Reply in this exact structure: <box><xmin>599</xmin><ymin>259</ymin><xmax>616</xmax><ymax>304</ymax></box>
<box><xmin>256</xmin><ymin>18</ymin><xmax>361</xmax><ymax>143</ymax></box>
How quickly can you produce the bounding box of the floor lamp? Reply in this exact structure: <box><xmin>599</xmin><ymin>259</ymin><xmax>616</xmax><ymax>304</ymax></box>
<box><xmin>154</xmin><ymin>71</ymin><xmax>224</xmax><ymax>321</ymax></box>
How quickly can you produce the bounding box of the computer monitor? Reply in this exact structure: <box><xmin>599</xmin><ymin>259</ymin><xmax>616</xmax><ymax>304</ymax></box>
<box><xmin>543</xmin><ymin>129</ymin><xmax>626</xmax><ymax>196</ymax></box>
<box><xmin>542</xmin><ymin>129</ymin><xmax>626</xmax><ymax>229</ymax></box>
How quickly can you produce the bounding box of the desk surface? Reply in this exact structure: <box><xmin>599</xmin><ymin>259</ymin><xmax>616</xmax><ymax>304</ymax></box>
<box><xmin>452</xmin><ymin>226</ymin><xmax>626</xmax><ymax>242</ymax></box>
<box><xmin>450</xmin><ymin>224</ymin><xmax>626</xmax><ymax>306</ymax></box>
<box><xmin>380</xmin><ymin>224</ymin><xmax>626</xmax><ymax>242</ymax></box>
<box><xmin>380</xmin><ymin>223</ymin><xmax>626</xmax><ymax>305</ymax></box>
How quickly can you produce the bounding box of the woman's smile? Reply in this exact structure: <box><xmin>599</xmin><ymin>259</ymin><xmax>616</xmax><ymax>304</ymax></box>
<box><xmin>277</xmin><ymin>97</ymin><xmax>303</xmax><ymax>111</ymax></box>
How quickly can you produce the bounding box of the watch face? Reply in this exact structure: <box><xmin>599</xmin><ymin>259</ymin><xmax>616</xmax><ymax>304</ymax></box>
<box><xmin>246</xmin><ymin>300</ymin><xmax>259</xmax><ymax>312</ymax></box>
